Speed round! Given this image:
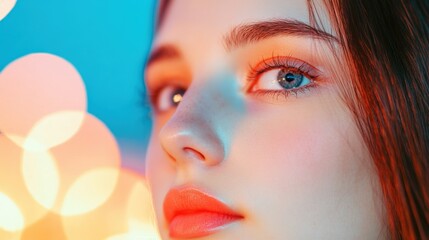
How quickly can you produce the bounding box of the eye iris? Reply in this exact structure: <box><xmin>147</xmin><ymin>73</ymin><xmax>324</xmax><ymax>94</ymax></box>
<box><xmin>277</xmin><ymin>69</ymin><xmax>303</xmax><ymax>89</ymax></box>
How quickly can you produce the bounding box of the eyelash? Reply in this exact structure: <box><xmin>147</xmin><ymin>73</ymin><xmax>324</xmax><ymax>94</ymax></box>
<box><xmin>246</xmin><ymin>55</ymin><xmax>321</xmax><ymax>100</ymax></box>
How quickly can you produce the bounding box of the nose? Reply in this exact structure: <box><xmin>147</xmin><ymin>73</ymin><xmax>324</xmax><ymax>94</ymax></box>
<box><xmin>159</xmin><ymin>81</ymin><xmax>229</xmax><ymax>167</ymax></box>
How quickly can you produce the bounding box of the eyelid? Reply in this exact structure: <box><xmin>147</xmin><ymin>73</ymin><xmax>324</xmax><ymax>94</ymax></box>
<box><xmin>245</xmin><ymin>55</ymin><xmax>322</xmax><ymax>92</ymax></box>
<box><xmin>145</xmin><ymin>58</ymin><xmax>191</xmax><ymax>98</ymax></box>
<box><xmin>147</xmin><ymin>83</ymin><xmax>186</xmax><ymax>113</ymax></box>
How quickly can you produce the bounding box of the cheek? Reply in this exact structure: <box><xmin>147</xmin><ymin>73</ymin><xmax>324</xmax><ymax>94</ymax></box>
<box><xmin>227</xmin><ymin>97</ymin><xmax>380</xmax><ymax>237</ymax></box>
<box><xmin>232</xmin><ymin>99</ymin><xmax>357</xmax><ymax>185</ymax></box>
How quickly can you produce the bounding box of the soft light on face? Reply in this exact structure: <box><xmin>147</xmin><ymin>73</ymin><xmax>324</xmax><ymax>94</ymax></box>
<box><xmin>145</xmin><ymin>0</ymin><xmax>385</xmax><ymax>239</ymax></box>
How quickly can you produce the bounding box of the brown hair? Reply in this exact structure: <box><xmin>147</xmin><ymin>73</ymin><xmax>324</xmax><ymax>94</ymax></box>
<box><xmin>155</xmin><ymin>0</ymin><xmax>429</xmax><ymax>238</ymax></box>
<box><xmin>156</xmin><ymin>0</ymin><xmax>172</xmax><ymax>29</ymax></box>
<box><xmin>315</xmin><ymin>1</ymin><xmax>429</xmax><ymax>239</ymax></box>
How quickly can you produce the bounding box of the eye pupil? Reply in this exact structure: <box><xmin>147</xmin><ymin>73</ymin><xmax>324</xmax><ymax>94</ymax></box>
<box><xmin>171</xmin><ymin>88</ymin><xmax>185</xmax><ymax>105</ymax></box>
<box><xmin>277</xmin><ymin>69</ymin><xmax>303</xmax><ymax>89</ymax></box>
<box><xmin>285</xmin><ymin>73</ymin><xmax>296</xmax><ymax>82</ymax></box>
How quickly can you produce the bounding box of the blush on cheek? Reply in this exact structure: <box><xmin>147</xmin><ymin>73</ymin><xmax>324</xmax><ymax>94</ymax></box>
<box><xmin>236</xmin><ymin>96</ymin><xmax>365</xmax><ymax>194</ymax></box>
<box><xmin>227</xmin><ymin>99</ymin><xmax>378</xmax><ymax>237</ymax></box>
<box><xmin>258</xmin><ymin>121</ymin><xmax>343</xmax><ymax>189</ymax></box>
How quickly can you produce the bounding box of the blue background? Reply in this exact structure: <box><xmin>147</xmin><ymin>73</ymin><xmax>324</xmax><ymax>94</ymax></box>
<box><xmin>0</xmin><ymin>0</ymin><xmax>157</xmax><ymax>173</ymax></box>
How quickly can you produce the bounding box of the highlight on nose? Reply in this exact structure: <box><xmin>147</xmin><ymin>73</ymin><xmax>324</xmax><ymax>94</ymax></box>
<box><xmin>159</xmin><ymin>126</ymin><xmax>225</xmax><ymax>168</ymax></box>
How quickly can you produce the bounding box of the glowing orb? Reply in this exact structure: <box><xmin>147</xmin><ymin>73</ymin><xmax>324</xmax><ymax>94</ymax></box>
<box><xmin>0</xmin><ymin>53</ymin><xmax>86</xmax><ymax>142</ymax></box>
<box><xmin>0</xmin><ymin>0</ymin><xmax>16</xmax><ymax>21</ymax></box>
<box><xmin>25</xmin><ymin>111</ymin><xmax>86</xmax><ymax>151</ymax></box>
<box><xmin>61</xmin><ymin>167</ymin><xmax>119</xmax><ymax>216</ymax></box>
<box><xmin>22</xmin><ymin>149</ymin><xmax>60</xmax><ymax>210</ymax></box>
<box><xmin>0</xmin><ymin>135</ymin><xmax>50</xmax><ymax>229</ymax></box>
<box><xmin>0</xmin><ymin>192</ymin><xmax>24</xmax><ymax>232</ymax></box>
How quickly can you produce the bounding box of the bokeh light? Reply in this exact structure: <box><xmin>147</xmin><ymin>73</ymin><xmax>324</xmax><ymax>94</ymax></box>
<box><xmin>0</xmin><ymin>53</ymin><xmax>86</xmax><ymax>143</ymax></box>
<box><xmin>22</xmin><ymin>148</ymin><xmax>60</xmax><ymax>211</ymax></box>
<box><xmin>47</xmin><ymin>113</ymin><xmax>121</xmax><ymax>214</ymax></box>
<box><xmin>126</xmin><ymin>180</ymin><xmax>159</xmax><ymax>238</ymax></box>
<box><xmin>62</xmin><ymin>170</ymin><xmax>160</xmax><ymax>240</ymax></box>
<box><xmin>0</xmin><ymin>0</ymin><xmax>16</xmax><ymax>21</ymax></box>
<box><xmin>0</xmin><ymin>135</ymin><xmax>51</xmax><ymax>229</ymax></box>
<box><xmin>61</xmin><ymin>167</ymin><xmax>119</xmax><ymax>216</ymax></box>
<box><xmin>0</xmin><ymin>192</ymin><xmax>24</xmax><ymax>232</ymax></box>
<box><xmin>25</xmin><ymin>111</ymin><xmax>86</xmax><ymax>151</ymax></box>
<box><xmin>0</xmin><ymin>0</ymin><xmax>157</xmax><ymax>233</ymax></box>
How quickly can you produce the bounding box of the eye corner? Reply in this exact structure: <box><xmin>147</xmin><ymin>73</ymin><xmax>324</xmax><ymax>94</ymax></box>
<box><xmin>149</xmin><ymin>85</ymin><xmax>187</xmax><ymax>113</ymax></box>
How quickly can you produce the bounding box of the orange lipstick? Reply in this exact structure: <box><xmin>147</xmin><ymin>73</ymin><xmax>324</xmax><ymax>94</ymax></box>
<box><xmin>163</xmin><ymin>186</ymin><xmax>243</xmax><ymax>239</ymax></box>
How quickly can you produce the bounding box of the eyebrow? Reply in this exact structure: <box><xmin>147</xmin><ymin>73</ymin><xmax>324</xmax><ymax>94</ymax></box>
<box><xmin>146</xmin><ymin>19</ymin><xmax>337</xmax><ymax>66</ymax></box>
<box><xmin>146</xmin><ymin>44</ymin><xmax>181</xmax><ymax>67</ymax></box>
<box><xmin>224</xmin><ymin>19</ymin><xmax>337</xmax><ymax>50</ymax></box>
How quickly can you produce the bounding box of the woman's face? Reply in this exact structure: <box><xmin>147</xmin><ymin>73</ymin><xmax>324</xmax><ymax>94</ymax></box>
<box><xmin>145</xmin><ymin>0</ymin><xmax>384</xmax><ymax>239</ymax></box>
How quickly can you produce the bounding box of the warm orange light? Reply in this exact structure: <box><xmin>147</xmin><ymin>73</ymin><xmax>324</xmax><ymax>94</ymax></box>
<box><xmin>25</xmin><ymin>111</ymin><xmax>86</xmax><ymax>150</ymax></box>
<box><xmin>61</xmin><ymin>167</ymin><xmax>119</xmax><ymax>216</ymax></box>
<box><xmin>120</xmin><ymin>180</ymin><xmax>161</xmax><ymax>240</ymax></box>
<box><xmin>126</xmin><ymin>181</ymin><xmax>159</xmax><ymax>233</ymax></box>
<box><xmin>0</xmin><ymin>192</ymin><xmax>24</xmax><ymax>232</ymax></box>
<box><xmin>0</xmin><ymin>136</ymin><xmax>50</xmax><ymax>229</ymax></box>
<box><xmin>44</xmin><ymin>113</ymin><xmax>121</xmax><ymax>214</ymax></box>
<box><xmin>61</xmin><ymin>170</ymin><xmax>159</xmax><ymax>240</ymax></box>
<box><xmin>22</xmin><ymin>149</ymin><xmax>60</xmax><ymax>210</ymax></box>
<box><xmin>106</xmin><ymin>220</ymin><xmax>161</xmax><ymax>240</ymax></box>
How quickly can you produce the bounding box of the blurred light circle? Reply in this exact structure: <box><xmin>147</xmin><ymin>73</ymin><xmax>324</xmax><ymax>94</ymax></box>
<box><xmin>0</xmin><ymin>0</ymin><xmax>16</xmax><ymax>21</ymax></box>
<box><xmin>105</xmin><ymin>177</ymin><xmax>161</xmax><ymax>240</ymax></box>
<box><xmin>126</xmin><ymin>181</ymin><xmax>159</xmax><ymax>238</ymax></box>
<box><xmin>0</xmin><ymin>135</ymin><xmax>50</xmax><ymax>229</ymax></box>
<box><xmin>22</xmin><ymin>149</ymin><xmax>60</xmax><ymax>210</ymax></box>
<box><xmin>105</xmin><ymin>220</ymin><xmax>161</xmax><ymax>240</ymax></box>
<box><xmin>61</xmin><ymin>167</ymin><xmax>120</xmax><ymax>216</ymax></box>
<box><xmin>44</xmin><ymin>113</ymin><xmax>121</xmax><ymax>215</ymax></box>
<box><xmin>0</xmin><ymin>53</ymin><xmax>86</xmax><ymax>141</ymax></box>
<box><xmin>25</xmin><ymin>110</ymin><xmax>86</xmax><ymax>151</ymax></box>
<box><xmin>62</xmin><ymin>170</ymin><xmax>147</xmax><ymax>240</ymax></box>
<box><xmin>7</xmin><ymin>134</ymin><xmax>45</xmax><ymax>152</ymax></box>
<box><xmin>0</xmin><ymin>192</ymin><xmax>24</xmax><ymax>232</ymax></box>
<box><xmin>19</xmin><ymin>212</ymin><xmax>67</xmax><ymax>240</ymax></box>
<box><xmin>0</xmin><ymin>229</ymin><xmax>21</xmax><ymax>240</ymax></box>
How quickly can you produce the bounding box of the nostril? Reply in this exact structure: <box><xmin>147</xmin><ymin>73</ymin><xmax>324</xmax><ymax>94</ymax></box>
<box><xmin>183</xmin><ymin>147</ymin><xmax>206</xmax><ymax>161</ymax></box>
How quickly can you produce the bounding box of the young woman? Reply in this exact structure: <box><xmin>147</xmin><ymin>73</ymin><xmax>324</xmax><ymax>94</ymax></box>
<box><xmin>144</xmin><ymin>0</ymin><xmax>428</xmax><ymax>239</ymax></box>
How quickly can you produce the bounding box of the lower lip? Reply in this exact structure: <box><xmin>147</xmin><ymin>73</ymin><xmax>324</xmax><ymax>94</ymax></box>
<box><xmin>169</xmin><ymin>211</ymin><xmax>241</xmax><ymax>238</ymax></box>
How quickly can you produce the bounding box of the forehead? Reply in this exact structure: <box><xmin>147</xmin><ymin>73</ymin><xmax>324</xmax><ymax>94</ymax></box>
<box><xmin>154</xmin><ymin>0</ymin><xmax>312</xmax><ymax>48</ymax></box>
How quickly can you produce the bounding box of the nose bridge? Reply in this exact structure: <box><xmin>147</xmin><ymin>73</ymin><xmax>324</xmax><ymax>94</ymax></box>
<box><xmin>159</xmin><ymin>69</ymin><xmax>245</xmax><ymax>167</ymax></box>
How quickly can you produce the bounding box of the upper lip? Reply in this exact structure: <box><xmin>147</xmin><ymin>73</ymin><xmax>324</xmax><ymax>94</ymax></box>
<box><xmin>163</xmin><ymin>185</ymin><xmax>243</xmax><ymax>224</ymax></box>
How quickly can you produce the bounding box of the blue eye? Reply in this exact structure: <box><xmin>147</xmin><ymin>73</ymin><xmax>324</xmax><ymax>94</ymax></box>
<box><xmin>250</xmin><ymin>68</ymin><xmax>312</xmax><ymax>92</ymax></box>
<box><xmin>278</xmin><ymin>69</ymin><xmax>308</xmax><ymax>89</ymax></box>
<box><xmin>155</xmin><ymin>86</ymin><xmax>186</xmax><ymax>112</ymax></box>
<box><xmin>246</xmin><ymin>56</ymin><xmax>321</xmax><ymax>99</ymax></box>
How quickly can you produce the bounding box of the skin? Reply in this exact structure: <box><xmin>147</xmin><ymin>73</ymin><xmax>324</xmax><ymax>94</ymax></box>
<box><xmin>145</xmin><ymin>0</ymin><xmax>386</xmax><ymax>239</ymax></box>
